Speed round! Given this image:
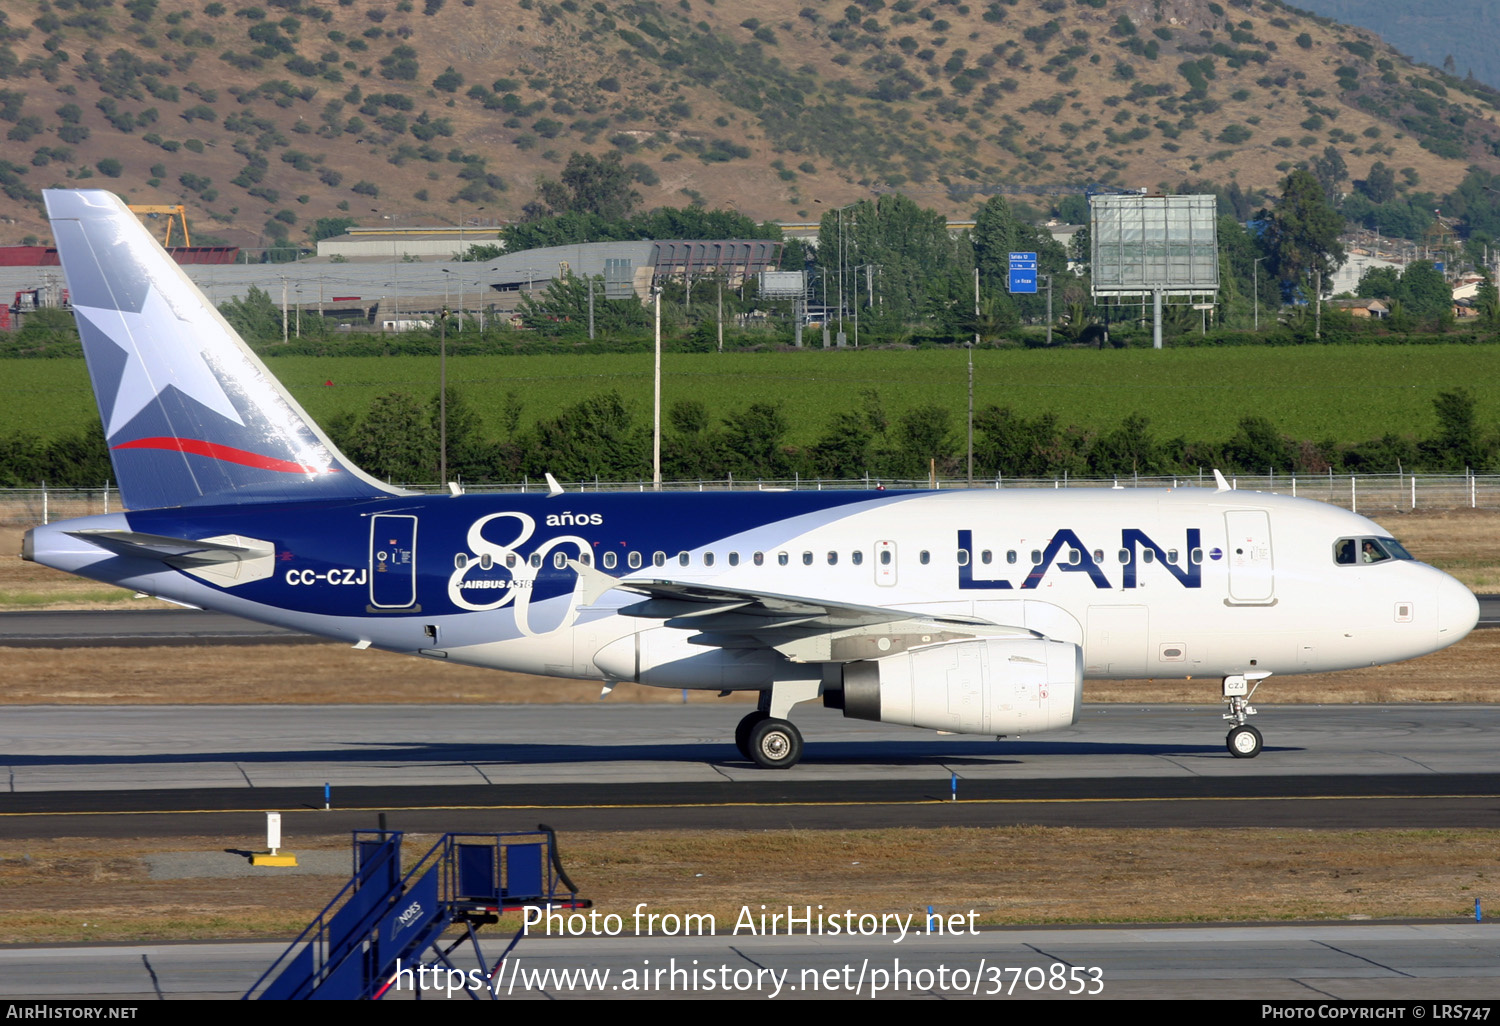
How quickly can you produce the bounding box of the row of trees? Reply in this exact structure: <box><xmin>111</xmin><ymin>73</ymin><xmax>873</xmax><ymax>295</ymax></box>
<box><xmin>1</xmin><ymin>386</ymin><xmax>1489</xmax><ymax>488</ymax></box>
<box><xmin>317</xmin><ymin>386</ymin><xmax>1498</xmax><ymax>486</ymax></box>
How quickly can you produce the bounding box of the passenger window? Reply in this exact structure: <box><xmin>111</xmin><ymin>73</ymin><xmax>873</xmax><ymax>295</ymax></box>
<box><xmin>1118</xmin><ymin>548</ymin><xmax>1131</xmax><ymax>564</ymax></box>
<box><xmin>479</xmin><ymin>554</ymin><xmax>491</xmax><ymax>570</ymax></box>
<box><xmin>981</xmin><ymin>549</ymin><xmax>992</xmax><ymax>565</ymax></box>
<box><xmin>1031</xmin><ymin>549</ymin><xmax>1042</xmax><ymax>565</ymax></box>
<box><xmin>852</xmin><ymin>550</ymin><xmax>864</xmax><ymax>566</ymax></box>
<box><xmin>1092</xmin><ymin>549</ymin><xmax>1104</xmax><ymax>564</ymax></box>
<box><xmin>753</xmin><ymin>551</ymin><xmax>764</xmax><ymax>566</ymax></box>
<box><xmin>628</xmin><ymin>551</ymin><xmax>642</xmax><ymax>570</ymax></box>
<box><xmin>802</xmin><ymin>551</ymin><xmax>813</xmax><ymax>566</ymax></box>
<box><xmin>1167</xmin><ymin>549</ymin><xmax>1179</xmax><ymax>564</ymax></box>
<box><xmin>957</xmin><ymin>550</ymin><xmax>969</xmax><ymax>566</ymax></box>
<box><xmin>1142</xmin><ymin>548</ymin><xmax>1155</xmax><ymax>564</ymax></box>
<box><xmin>879</xmin><ymin>550</ymin><xmax>892</xmax><ymax>566</ymax></box>
<box><xmin>1068</xmin><ymin>549</ymin><xmax>1082</xmax><ymax>566</ymax></box>
<box><xmin>653</xmin><ymin>551</ymin><xmax>666</xmax><ymax>568</ymax></box>
<box><xmin>778</xmin><ymin>552</ymin><xmax>789</xmax><ymax>566</ymax></box>
<box><xmin>678</xmin><ymin>552</ymin><xmax>690</xmax><ymax>567</ymax></box>
<box><xmin>455</xmin><ymin>554</ymin><xmax>468</xmax><ymax>569</ymax></box>
<box><xmin>603</xmin><ymin>551</ymin><xmax>617</xmax><ymax>570</ymax></box>
<box><xmin>578</xmin><ymin>552</ymin><xmax>592</xmax><ymax>568</ymax></box>
<box><xmin>553</xmin><ymin>552</ymin><xmax>567</xmax><ymax>569</ymax></box>
<box><xmin>703</xmin><ymin>552</ymin><xmax>715</xmax><ymax>567</ymax></box>
<box><xmin>530</xmin><ymin>553</ymin><xmax>542</xmax><ymax>568</ymax></box>
<box><xmin>506</xmin><ymin>553</ymin><xmax>517</xmax><ymax>568</ymax></box>
<box><xmin>919</xmin><ymin>550</ymin><xmax>931</xmax><ymax>565</ymax></box>
<box><xmin>1007</xmin><ymin>550</ymin><xmax>1017</xmax><ymax>564</ymax></box>
<box><xmin>827</xmin><ymin>551</ymin><xmax>838</xmax><ymax>565</ymax></box>
<box><xmin>1190</xmin><ymin>548</ymin><xmax>1203</xmax><ymax>565</ymax></box>
<box><xmin>728</xmin><ymin>552</ymin><xmax>739</xmax><ymax>567</ymax></box>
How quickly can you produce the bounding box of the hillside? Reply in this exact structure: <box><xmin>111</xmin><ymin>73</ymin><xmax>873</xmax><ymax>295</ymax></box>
<box><xmin>0</xmin><ymin>0</ymin><xmax>1496</xmax><ymax>249</ymax></box>
<box><xmin>1283</xmin><ymin>1</ymin><xmax>1500</xmax><ymax>93</ymax></box>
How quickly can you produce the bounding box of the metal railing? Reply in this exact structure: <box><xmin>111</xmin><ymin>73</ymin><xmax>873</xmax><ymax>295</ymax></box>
<box><xmin>4</xmin><ymin>473</ymin><xmax>1498</xmax><ymax>525</ymax></box>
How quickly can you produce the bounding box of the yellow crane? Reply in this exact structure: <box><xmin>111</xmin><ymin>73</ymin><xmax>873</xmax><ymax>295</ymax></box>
<box><xmin>126</xmin><ymin>204</ymin><xmax>191</xmax><ymax>247</ymax></box>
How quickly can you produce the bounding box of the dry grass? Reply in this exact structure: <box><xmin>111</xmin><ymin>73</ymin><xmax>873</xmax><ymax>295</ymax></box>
<box><xmin>1</xmin><ymin>827</ymin><xmax>1493</xmax><ymax>944</ymax></box>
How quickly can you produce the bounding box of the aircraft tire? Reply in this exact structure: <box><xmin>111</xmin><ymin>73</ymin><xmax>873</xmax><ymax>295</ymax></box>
<box><xmin>748</xmin><ymin>717</ymin><xmax>803</xmax><ymax>770</ymax></box>
<box><xmin>1226</xmin><ymin>724</ymin><xmax>1263</xmax><ymax>759</ymax></box>
<box><xmin>735</xmin><ymin>710</ymin><xmax>769</xmax><ymax>760</ymax></box>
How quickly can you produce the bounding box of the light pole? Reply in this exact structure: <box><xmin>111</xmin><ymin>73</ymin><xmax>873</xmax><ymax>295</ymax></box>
<box><xmin>652</xmin><ymin>284</ymin><xmax>662</xmax><ymax>491</ymax></box>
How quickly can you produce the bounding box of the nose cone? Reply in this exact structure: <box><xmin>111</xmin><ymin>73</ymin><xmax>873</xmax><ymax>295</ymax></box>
<box><xmin>1437</xmin><ymin>573</ymin><xmax>1480</xmax><ymax>648</ymax></box>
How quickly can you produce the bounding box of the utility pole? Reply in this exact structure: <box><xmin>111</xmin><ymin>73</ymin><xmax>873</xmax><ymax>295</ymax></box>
<box><xmin>439</xmin><ymin>306</ymin><xmax>449</xmax><ymax>485</ymax></box>
<box><xmin>280</xmin><ymin>276</ymin><xmax>288</xmax><ymax>343</ymax></box>
<box><xmin>652</xmin><ymin>284</ymin><xmax>662</xmax><ymax>491</ymax></box>
<box><xmin>587</xmin><ymin>276</ymin><xmax>595</xmax><ymax>340</ymax></box>
<box><xmin>1314</xmin><ymin>269</ymin><xmax>1322</xmax><ymax>340</ymax></box>
<box><xmin>1252</xmin><ymin>257</ymin><xmax>1264</xmax><ymax>331</ymax></box>
<box><xmin>1045</xmin><ymin>274</ymin><xmax>1053</xmax><ymax>346</ymax></box>
<box><xmin>969</xmin><ymin>267</ymin><xmax>977</xmax><ymax>487</ymax></box>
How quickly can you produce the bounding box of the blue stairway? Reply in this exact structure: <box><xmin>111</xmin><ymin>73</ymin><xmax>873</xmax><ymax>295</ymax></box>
<box><xmin>244</xmin><ymin>826</ymin><xmax>589</xmax><ymax>1000</ymax></box>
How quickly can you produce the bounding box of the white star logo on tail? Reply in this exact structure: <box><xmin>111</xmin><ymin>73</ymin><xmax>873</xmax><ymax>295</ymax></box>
<box><xmin>73</xmin><ymin>287</ymin><xmax>245</xmax><ymax>438</ymax></box>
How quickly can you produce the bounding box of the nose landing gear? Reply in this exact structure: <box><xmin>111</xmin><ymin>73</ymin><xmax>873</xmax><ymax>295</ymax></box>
<box><xmin>1222</xmin><ymin>672</ymin><xmax>1270</xmax><ymax>758</ymax></box>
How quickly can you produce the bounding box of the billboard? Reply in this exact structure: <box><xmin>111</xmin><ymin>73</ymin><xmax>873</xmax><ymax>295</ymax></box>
<box><xmin>1090</xmin><ymin>194</ymin><xmax>1219</xmax><ymax>298</ymax></box>
<box><xmin>758</xmin><ymin>270</ymin><xmax>807</xmax><ymax>299</ymax></box>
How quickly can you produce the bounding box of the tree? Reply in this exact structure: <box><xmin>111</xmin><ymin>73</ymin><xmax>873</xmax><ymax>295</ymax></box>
<box><xmin>1355</xmin><ymin>265</ymin><xmax>1401</xmax><ymax>299</ymax></box>
<box><xmin>217</xmin><ymin>286</ymin><xmax>281</xmax><ymax>342</ymax></box>
<box><xmin>1355</xmin><ymin>161</ymin><xmax>1396</xmax><ymax>205</ymax></box>
<box><xmin>536</xmin><ymin>151</ymin><xmax>640</xmax><ymax>221</ymax></box>
<box><xmin>515</xmin><ymin>273</ymin><xmax>648</xmax><ymax>336</ymax></box>
<box><xmin>1395</xmin><ymin>261</ymin><xmax>1452</xmax><ymax>323</ymax></box>
<box><xmin>1259</xmin><ymin>169</ymin><xmax>1346</xmax><ymax>296</ymax></box>
<box><xmin>1422</xmin><ymin>388</ymin><xmax>1487</xmax><ymax>472</ymax></box>
<box><xmin>309</xmin><ymin>216</ymin><xmax>358</xmax><ymax>243</ymax></box>
<box><xmin>1310</xmin><ymin>146</ymin><xmax>1348</xmax><ymax>207</ymax></box>
<box><xmin>347</xmin><ymin>392</ymin><xmax>436</xmax><ymax>484</ymax></box>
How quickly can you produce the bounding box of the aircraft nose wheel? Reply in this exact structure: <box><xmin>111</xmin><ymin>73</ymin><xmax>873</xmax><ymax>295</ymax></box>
<box><xmin>747</xmin><ymin>717</ymin><xmax>804</xmax><ymax>769</ymax></box>
<box><xmin>1227</xmin><ymin>724</ymin><xmax>1263</xmax><ymax>759</ymax></box>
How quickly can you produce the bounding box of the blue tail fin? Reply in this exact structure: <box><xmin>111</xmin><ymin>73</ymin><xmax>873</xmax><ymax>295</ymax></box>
<box><xmin>45</xmin><ymin>190</ymin><xmax>399</xmax><ymax>510</ymax></box>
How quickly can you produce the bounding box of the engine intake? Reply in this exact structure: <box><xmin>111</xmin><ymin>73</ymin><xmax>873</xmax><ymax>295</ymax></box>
<box><xmin>832</xmin><ymin>636</ymin><xmax>1082</xmax><ymax>736</ymax></box>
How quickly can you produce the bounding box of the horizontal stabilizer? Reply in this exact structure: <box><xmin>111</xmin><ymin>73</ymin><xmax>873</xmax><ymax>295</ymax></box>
<box><xmin>67</xmin><ymin>529</ymin><xmax>276</xmax><ymax>586</ymax></box>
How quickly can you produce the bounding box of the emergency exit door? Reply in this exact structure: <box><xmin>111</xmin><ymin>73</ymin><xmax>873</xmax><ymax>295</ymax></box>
<box><xmin>1224</xmin><ymin>510</ymin><xmax>1274</xmax><ymax>603</ymax></box>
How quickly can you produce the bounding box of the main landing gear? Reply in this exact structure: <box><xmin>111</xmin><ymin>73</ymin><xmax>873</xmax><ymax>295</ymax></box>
<box><xmin>733</xmin><ymin>681</ymin><xmax>820</xmax><ymax>769</ymax></box>
<box><xmin>1222</xmin><ymin>672</ymin><xmax>1270</xmax><ymax>758</ymax></box>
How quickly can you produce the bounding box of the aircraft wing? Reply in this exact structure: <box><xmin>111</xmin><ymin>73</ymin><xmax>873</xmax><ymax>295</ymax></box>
<box><xmin>571</xmin><ymin>561</ymin><xmax>1033</xmax><ymax>663</ymax></box>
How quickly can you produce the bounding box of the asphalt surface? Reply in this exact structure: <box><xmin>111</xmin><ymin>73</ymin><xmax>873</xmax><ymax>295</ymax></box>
<box><xmin>3</xmin><ymin>704</ymin><xmax>1499</xmax><ymax>837</ymax></box>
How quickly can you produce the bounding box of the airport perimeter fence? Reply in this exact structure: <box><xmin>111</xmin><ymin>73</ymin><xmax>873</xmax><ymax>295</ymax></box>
<box><xmin>3</xmin><ymin>473</ymin><xmax>1500</xmax><ymax>526</ymax></box>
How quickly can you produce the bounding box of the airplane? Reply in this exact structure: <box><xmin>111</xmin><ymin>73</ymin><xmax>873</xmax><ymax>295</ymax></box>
<box><xmin>20</xmin><ymin>190</ymin><xmax>1481</xmax><ymax>769</ymax></box>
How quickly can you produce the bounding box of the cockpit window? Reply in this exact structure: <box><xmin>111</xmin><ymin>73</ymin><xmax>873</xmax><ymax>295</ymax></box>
<box><xmin>1334</xmin><ymin>536</ymin><xmax>1413</xmax><ymax>565</ymax></box>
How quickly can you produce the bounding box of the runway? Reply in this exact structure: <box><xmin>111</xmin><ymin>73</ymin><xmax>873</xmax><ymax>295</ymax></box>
<box><xmin>4</xmin><ymin>591</ymin><xmax>1500</xmax><ymax>646</ymax></box>
<box><xmin>3</xmin><ymin>704</ymin><xmax>1499</xmax><ymax>837</ymax></box>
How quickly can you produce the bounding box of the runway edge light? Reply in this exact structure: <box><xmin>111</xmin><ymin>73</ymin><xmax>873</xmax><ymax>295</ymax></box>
<box><xmin>251</xmin><ymin>811</ymin><xmax>298</xmax><ymax>867</ymax></box>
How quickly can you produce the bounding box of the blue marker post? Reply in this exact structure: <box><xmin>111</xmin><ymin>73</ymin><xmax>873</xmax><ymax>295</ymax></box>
<box><xmin>951</xmin><ymin>773</ymin><xmax>957</xmax><ymax>801</ymax></box>
<box><xmin>1477</xmin><ymin>898</ymin><xmax>1483</xmax><ymax>923</ymax></box>
<box><xmin>323</xmin><ymin>782</ymin><xmax>330</xmax><ymax>811</ymax></box>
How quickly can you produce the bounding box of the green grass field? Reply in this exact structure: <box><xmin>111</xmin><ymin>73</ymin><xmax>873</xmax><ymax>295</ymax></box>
<box><xmin>3</xmin><ymin>345</ymin><xmax>1497</xmax><ymax>446</ymax></box>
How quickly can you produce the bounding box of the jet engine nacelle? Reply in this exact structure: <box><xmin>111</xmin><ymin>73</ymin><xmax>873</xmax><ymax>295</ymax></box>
<box><xmin>833</xmin><ymin>636</ymin><xmax>1082</xmax><ymax>736</ymax></box>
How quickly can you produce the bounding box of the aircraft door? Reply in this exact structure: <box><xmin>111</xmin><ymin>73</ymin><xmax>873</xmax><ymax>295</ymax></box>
<box><xmin>1085</xmin><ymin>605</ymin><xmax>1148</xmax><ymax>676</ymax></box>
<box><xmin>369</xmin><ymin>514</ymin><xmax>418</xmax><ymax>609</ymax></box>
<box><xmin>1224</xmin><ymin>510</ymin><xmax>1274</xmax><ymax>603</ymax></box>
<box><xmin>875</xmin><ymin>540</ymin><xmax>896</xmax><ymax>586</ymax></box>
